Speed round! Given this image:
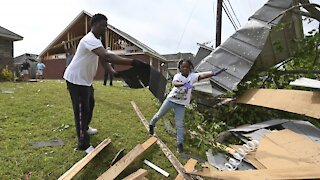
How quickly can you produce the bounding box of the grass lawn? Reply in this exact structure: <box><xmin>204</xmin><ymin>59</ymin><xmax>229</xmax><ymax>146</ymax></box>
<box><xmin>0</xmin><ymin>80</ymin><xmax>205</xmax><ymax>179</ymax></box>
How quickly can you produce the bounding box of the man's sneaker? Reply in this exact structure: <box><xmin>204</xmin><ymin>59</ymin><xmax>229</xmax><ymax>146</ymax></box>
<box><xmin>149</xmin><ymin>125</ymin><xmax>154</xmax><ymax>135</ymax></box>
<box><xmin>85</xmin><ymin>145</ymin><xmax>95</xmax><ymax>154</ymax></box>
<box><xmin>177</xmin><ymin>144</ymin><xmax>184</xmax><ymax>153</ymax></box>
<box><xmin>87</xmin><ymin>127</ymin><xmax>98</xmax><ymax>135</ymax></box>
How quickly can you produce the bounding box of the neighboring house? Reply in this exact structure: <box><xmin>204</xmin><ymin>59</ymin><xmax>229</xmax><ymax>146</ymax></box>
<box><xmin>162</xmin><ymin>53</ymin><xmax>194</xmax><ymax>79</ymax></box>
<box><xmin>193</xmin><ymin>43</ymin><xmax>214</xmax><ymax>67</ymax></box>
<box><xmin>0</xmin><ymin>26</ymin><xmax>23</xmax><ymax>72</ymax></box>
<box><xmin>14</xmin><ymin>53</ymin><xmax>39</xmax><ymax>78</ymax></box>
<box><xmin>39</xmin><ymin>10</ymin><xmax>167</xmax><ymax>79</ymax></box>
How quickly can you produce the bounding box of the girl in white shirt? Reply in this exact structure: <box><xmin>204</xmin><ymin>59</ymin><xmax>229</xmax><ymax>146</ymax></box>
<box><xmin>149</xmin><ymin>59</ymin><xmax>226</xmax><ymax>153</ymax></box>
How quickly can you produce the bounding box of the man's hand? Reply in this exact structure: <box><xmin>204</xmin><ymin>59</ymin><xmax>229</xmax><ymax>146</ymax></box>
<box><xmin>212</xmin><ymin>67</ymin><xmax>227</xmax><ymax>76</ymax></box>
<box><xmin>183</xmin><ymin>82</ymin><xmax>193</xmax><ymax>89</ymax></box>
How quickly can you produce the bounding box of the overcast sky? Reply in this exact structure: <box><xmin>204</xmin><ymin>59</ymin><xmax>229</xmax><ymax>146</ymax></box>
<box><xmin>1</xmin><ymin>0</ymin><xmax>319</xmax><ymax>57</ymax></box>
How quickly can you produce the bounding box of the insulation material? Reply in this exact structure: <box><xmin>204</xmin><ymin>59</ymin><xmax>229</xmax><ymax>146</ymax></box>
<box><xmin>235</xmin><ymin>89</ymin><xmax>320</xmax><ymax>119</ymax></box>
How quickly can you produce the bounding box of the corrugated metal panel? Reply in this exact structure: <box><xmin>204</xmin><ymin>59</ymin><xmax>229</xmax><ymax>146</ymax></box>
<box><xmin>194</xmin><ymin>0</ymin><xmax>302</xmax><ymax>96</ymax></box>
<box><xmin>229</xmin><ymin>119</ymin><xmax>290</xmax><ymax>132</ymax></box>
<box><xmin>193</xmin><ymin>45</ymin><xmax>213</xmax><ymax>67</ymax></box>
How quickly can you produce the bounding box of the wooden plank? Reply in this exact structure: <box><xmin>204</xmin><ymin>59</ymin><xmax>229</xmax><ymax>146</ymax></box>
<box><xmin>122</xmin><ymin>169</ymin><xmax>148</xmax><ymax>180</ymax></box>
<box><xmin>187</xmin><ymin>164</ymin><xmax>320</xmax><ymax>180</ymax></box>
<box><xmin>141</xmin><ymin>136</ymin><xmax>158</xmax><ymax>149</ymax></box>
<box><xmin>97</xmin><ymin>137</ymin><xmax>157</xmax><ymax>180</ymax></box>
<box><xmin>175</xmin><ymin>159</ymin><xmax>197</xmax><ymax>180</ymax></box>
<box><xmin>58</xmin><ymin>138</ymin><xmax>111</xmax><ymax>180</ymax></box>
<box><xmin>131</xmin><ymin>101</ymin><xmax>192</xmax><ymax>180</ymax></box>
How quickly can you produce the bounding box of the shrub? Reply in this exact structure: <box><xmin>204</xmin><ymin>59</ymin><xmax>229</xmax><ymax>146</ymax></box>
<box><xmin>1</xmin><ymin>66</ymin><xmax>13</xmax><ymax>81</ymax></box>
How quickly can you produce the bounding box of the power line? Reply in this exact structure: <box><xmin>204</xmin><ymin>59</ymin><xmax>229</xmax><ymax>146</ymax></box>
<box><xmin>222</xmin><ymin>1</ymin><xmax>238</xmax><ymax>30</ymax></box>
<box><xmin>226</xmin><ymin>0</ymin><xmax>241</xmax><ymax>27</ymax></box>
<box><xmin>175</xmin><ymin>0</ymin><xmax>199</xmax><ymax>52</ymax></box>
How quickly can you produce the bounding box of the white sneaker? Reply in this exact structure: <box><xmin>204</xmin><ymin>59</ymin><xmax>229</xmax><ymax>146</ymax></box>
<box><xmin>87</xmin><ymin>127</ymin><xmax>98</xmax><ymax>135</ymax></box>
<box><xmin>85</xmin><ymin>145</ymin><xmax>95</xmax><ymax>154</ymax></box>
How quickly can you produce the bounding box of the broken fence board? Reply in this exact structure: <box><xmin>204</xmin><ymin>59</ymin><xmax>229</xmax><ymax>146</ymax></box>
<box><xmin>131</xmin><ymin>101</ymin><xmax>192</xmax><ymax>180</ymax></box>
<box><xmin>58</xmin><ymin>138</ymin><xmax>111</xmax><ymax>180</ymax></box>
<box><xmin>97</xmin><ymin>137</ymin><xmax>157</xmax><ymax>180</ymax></box>
<box><xmin>187</xmin><ymin>164</ymin><xmax>320</xmax><ymax>180</ymax></box>
<box><xmin>175</xmin><ymin>158</ymin><xmax>197</xmax><ymax>180</ymax></box>
<box><xmin>235</xmin><ymin>89</ymin><xmax>320</xmax><ymax>119</ymax></box>
<box><xmin>122</xmin><ymin>169</ymin><xmax>148</xmax><ymax>180</ymax></box>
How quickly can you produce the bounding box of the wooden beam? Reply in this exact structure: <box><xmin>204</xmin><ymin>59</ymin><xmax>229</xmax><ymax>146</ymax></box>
<box><xmin>97</xmin><ymin>137</ymin><xmax>157</xmax><ymax>180</ymax></box>
<box><xmin>50</xmin><ymin>36</ymin><xmax>83</xmax><ymax>50</ymax></box>
<box><xmin>175</xmin><ymin>158</ymin><xmax>197</xmax><ymax>180</ymax></box>
<box><xmin>58</xmin><ymin>138</ymin><xmax>111</xmax><ymax>180</ymax></box>
<box><xmin>187</xmin><ymin>164</ymin><xmax>320</xmax><ymax>180</ymax></box>
<box><xmin>130</xmin><ymin>101</ymin><xmax>192</xmax><ymax>180</ymax></box>
<box><xmin>122</xmin><ymin>169</ymin><xmax>148</xmax><ymax>180</ymax></box>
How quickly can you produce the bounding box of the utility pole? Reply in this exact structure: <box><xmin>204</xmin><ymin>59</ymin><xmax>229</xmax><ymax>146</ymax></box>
<box><xmin>216</xmin><ymin>0</ymin><xmax>223</xmax><ymax>47</ymax></box>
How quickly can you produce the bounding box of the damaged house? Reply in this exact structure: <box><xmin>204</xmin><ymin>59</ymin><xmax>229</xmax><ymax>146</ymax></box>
<box><xmin>39</xmin><ymin>10</ymin><xmax>167</xmax><ymax>79</ymax></box>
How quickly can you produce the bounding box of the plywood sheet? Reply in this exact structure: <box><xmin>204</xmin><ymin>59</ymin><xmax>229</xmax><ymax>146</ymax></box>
<box><xmin>236</xmin><ymin>89</ymin><xmax>320</xmax><ymax>119</ymax></box>
<box><xmin>187</xmin><ymin>164</ymin><xmax>320</xmax><ymax>180</ymax></box>
<box><xmin>258</xmin><ymin>129</ymin><xmax>320</xmax><ymax>166</ymax></box>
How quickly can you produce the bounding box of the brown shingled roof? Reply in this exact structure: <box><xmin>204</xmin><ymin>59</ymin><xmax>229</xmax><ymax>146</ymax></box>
<box><xmin>0</xmin><ymin>26</ymin><xmax>23</xmax><ymax>41</ymax></box>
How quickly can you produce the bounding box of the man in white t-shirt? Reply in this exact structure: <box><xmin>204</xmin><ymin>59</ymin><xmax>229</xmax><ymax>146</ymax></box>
<box><xmin>63</xmin><ymin>13</ymin><xmax>146</xmax><ymax>154</ymax></box>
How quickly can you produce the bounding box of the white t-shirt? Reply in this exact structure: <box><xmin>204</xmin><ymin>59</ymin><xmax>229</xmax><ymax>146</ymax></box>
<box><xmin>167</xmin><ymin>72</ymin><xmax>199</xmax><ymax>106</ymax></box>
<box><xmin>63</xmin><ymin>32</ymin><xmax>103</xmax><ymax>86</ymax></box>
